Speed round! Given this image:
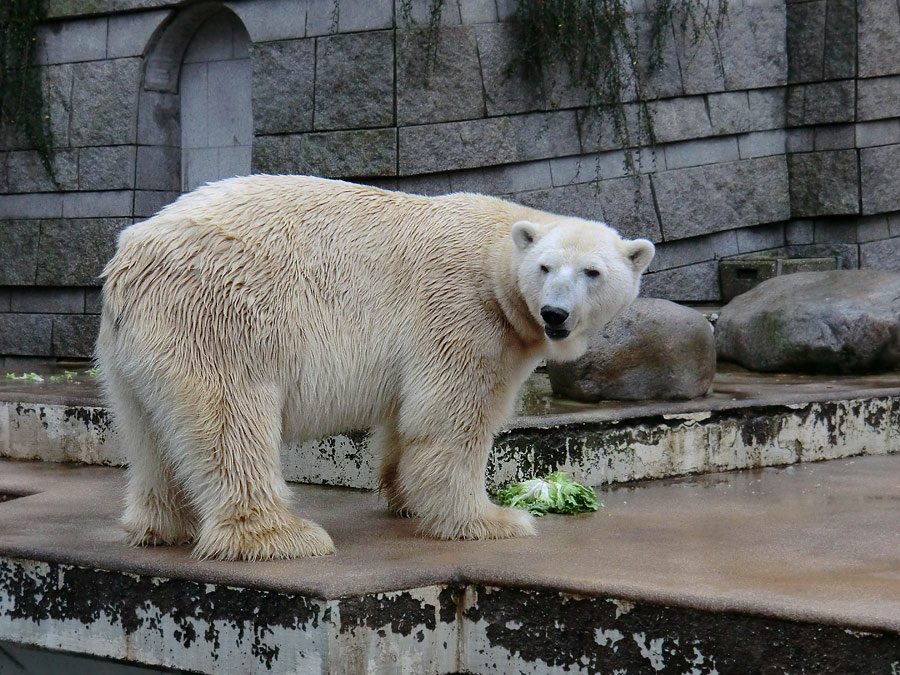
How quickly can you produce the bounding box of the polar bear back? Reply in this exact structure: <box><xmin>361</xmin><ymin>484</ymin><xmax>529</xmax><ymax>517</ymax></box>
<box><xmin>99</xmin><ymin>175</ymin><xmax>542</xmax><ymax>438</ymax></box>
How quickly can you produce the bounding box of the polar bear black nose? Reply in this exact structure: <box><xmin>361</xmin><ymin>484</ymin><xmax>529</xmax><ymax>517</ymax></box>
<box><xmin>540</xmin><ymin>306</ymin><xmax>569</xmax><ymax>326</ymax></box>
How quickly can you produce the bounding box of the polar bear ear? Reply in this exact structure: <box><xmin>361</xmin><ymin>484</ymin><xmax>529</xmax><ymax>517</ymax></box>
<box><xmin>511</xmin><ymin>220</ymin><xmax>543</xmax><ymax>251</ymax></box>
<box><xmin>625</xmin><ymin>239</ymin><xmax>655</xmax><ymax>273</ymax></box>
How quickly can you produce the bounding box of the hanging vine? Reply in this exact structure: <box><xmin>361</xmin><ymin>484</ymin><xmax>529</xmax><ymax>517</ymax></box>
<box><xmin>512</xmin><ymin>0</ymin><xmax>728</xmax><ymax>173</ymax></box>
<box><xmin>0</xmin><ymin>0</ymin><xmax>54</xmax><ymax>178</ymax></box>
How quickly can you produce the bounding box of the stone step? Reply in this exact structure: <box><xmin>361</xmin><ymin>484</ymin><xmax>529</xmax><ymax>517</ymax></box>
<box><xmin>1</xmin><ymin>457</ymin><xmax>898</xmax><ymax>673</ymax></box>
<box><xmin>2</xmin><ymin>367</ymin><xmax>899</xmax><ymax>490</ymax></box>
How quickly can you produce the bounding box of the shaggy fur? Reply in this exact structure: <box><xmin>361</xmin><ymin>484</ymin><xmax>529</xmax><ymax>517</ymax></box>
<box><xmin>97</xmin><ymin>175</ymin><xmax>654</xmax><ymax>561</ymax></box>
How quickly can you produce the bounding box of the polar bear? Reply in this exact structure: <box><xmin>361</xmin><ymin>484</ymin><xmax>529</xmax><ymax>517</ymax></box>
<box><xmin>97</xmin><ymin>175</ymin><xmax>654</xmax><ymax>560</ymax></box>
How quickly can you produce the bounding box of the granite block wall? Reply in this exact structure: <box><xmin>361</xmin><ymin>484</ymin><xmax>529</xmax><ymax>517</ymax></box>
<box><xmin>1</xmin><ymin>0</ymin><xmax>898</xmax><ymax>359</ymax></box>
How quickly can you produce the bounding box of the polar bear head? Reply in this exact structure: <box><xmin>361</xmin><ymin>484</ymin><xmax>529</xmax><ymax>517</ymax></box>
<box><xmin>511</xmin><ymin>218</ymin><xmax>655</xmax><ymax>362</ymax></box>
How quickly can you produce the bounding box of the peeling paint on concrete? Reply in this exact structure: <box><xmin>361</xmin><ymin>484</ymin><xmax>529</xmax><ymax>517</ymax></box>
<box><xmin>2</xmin><ymin>396</ymin><xmax>898</xmax><ymax>492</ymax></box>
<box><xmin>2</xmin><ymin>561</ymin><xmax>899</xmax><ymax>674</ymax></box>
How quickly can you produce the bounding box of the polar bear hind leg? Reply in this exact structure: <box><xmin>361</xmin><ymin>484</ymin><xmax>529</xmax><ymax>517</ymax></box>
<box><xmin>158</xmin><ymin>380</ymin><xmax>334</xmax><ymax>561</ymax></box>
<box><xmin>105</xmin><ymin>368</ymin><xmax>197</xmax><ymax>547</ymax></box>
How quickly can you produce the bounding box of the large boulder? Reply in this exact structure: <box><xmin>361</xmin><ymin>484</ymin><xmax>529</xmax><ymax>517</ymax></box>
<box><xmin>716</xmin><ymin>270</ymin><xmax>900</xmax><ymax>373</ymax></box>
<box><xmin>547</xmin><ymin>299</ymin><xmax>716</xmax><ymax>401</ymax></box>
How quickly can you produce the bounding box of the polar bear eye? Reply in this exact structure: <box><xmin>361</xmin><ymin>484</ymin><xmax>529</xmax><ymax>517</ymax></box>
<box><xmin>584</xmin><ymin>269</ymin><xmax>601</xmax><ymax>278</ymax></box>
<box><xmin>540</xmin><ymin>265</ymin><xmax>550</xmax><ymax>274</ymax></box>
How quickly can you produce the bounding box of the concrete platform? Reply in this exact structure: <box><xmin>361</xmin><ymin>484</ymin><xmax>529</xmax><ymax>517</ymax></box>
<box><xmin>3</xmin><ymin>366</ymin><xmax>900</xmax><ymax>490</ymax></box>
<box><xmin>1</xmin><ymin>457</ymin><xmax>898</xmax><ymax>673</ymax></box>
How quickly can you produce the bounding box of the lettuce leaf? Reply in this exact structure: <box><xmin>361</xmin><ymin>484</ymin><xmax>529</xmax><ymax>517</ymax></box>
<box><xmin>495</xmin><ymin>471</ymin><xmax>600</xmax><ymax>516</ymax></box>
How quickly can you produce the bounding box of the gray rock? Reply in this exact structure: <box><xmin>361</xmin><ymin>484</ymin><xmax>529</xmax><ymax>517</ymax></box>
<box><xmin>51</xmin><ymin>314</ymin><xmax>101</xmax><ymax>358</ymax></box>
<box><xmin>822</xmin><ymin>0</ymin><xmax>856</xmax><ymax>80</ymax></box>
<box><xmin>716</xmin><ymin>270</ymin><xmax>900</xmax><ymax>373</ymax></box>
<box><xmin>639</xmin><ymin>260</ymin><xmax>721</xmax><ymax>303</ymax></box>
<box><xmin>858</xmin><ymin>0</ymin><xmax>900</xmax><ymax>78</ymax></box>
<box><xmin>35</xmin><ymin>218</ymin><xmax>129</xmax><ymax>286</ymax></box>
<box><xmin>857</xmin><ymin>76</ymin><xmax>900</xmax><ymax>122</ymax></box>
<box><xmin>0</xmin><ymin>221</ymin><xmax>40</xmax><ymax>285</ymax></box>
<box><xmin>547</xmin><ymin>299</ymin><xmax>716</xmax><ymax>401</ymax></box>
<box><xmin>0</xmin><ymin>314</ymin><xmax>52</xmax><ymax>357</ymax></box>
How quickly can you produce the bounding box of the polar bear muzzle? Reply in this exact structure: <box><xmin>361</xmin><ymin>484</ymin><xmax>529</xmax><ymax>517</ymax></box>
<box><xmin>540</xmin><ymin>305</ymin><xmax>571</xmax><ymax>340</ymax></box>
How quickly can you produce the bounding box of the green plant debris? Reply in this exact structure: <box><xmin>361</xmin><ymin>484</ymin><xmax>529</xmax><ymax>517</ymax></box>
<box><xmin>83</xmin><ymin>368</ymin><xmax>100</xmax><ymax>376</ymax></box>
<box><xmin>496</xmin><ymin>471</ymin><xmax>601</xmax><ymax>516</ymax></box>
<box><xmin>5</xmin><ymin>372</ymin><xmax>44</xmax><ymax>382</ymax></box>
<box><xmin>48</xmin><ymin>370</ymin><xmax>79</xmax><ymax>383</ymax></box>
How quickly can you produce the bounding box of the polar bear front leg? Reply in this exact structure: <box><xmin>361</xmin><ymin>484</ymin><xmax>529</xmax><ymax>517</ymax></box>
<box><xmin>393</xmin><ymin>428</ymin><xmax>536</xmax><ymax>541</ymax></box>
<box><xmin>170</xmin><ymin>383</ymin><xmax>334</xmax><ymax>561</ymax></box>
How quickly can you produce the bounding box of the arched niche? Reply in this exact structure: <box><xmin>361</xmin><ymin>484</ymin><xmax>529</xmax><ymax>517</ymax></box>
<box><xmin>135</xmin><ymin>3</ymin><xmax>253</xmax><ymax>214</ymax></box>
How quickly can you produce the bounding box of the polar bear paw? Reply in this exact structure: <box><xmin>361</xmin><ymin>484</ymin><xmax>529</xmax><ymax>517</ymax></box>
<box><xmin>193</xmin><ymin>512</ymin><xmax>335</xmax><ymax>561</ymax></box>
<box><xmin>424</xmin><ymin>504</ymin><xmax>537</xmax><ymax>541</ymax></box>
<box><xmin>123</xmin><ymin>508</ymin><xmax>196</xmax><ymax>547</ymax></box>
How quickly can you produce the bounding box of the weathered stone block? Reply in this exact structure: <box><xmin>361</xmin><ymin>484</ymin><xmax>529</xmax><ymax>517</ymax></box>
<box><xmin>62</xmin><ymin>191</ymin><xmax>133</xmax><ymax>219</ymax></box>
<box><xmin>788</xmin><ymin>150</ymin><xmax>859</xmax><ymax>217</ymax></box>
<box><xmin>37</xmin><ymin>17</ymin><xmax>108</xmax><ymax>65</ymax></box>
<box><xmin>798</xmin><ymin>80</ymin><xmax>856</xmax><ymax>125</ymax></box>
<box><xmin>459</xmin><ymin>0</ymin><xmax>497</xmax><ymax>24</ymax></box>
<box><xmin>70</xmin><ymin>59</ymin><xmax>141</xmax><ymax>147</ymax></box>
<box><xmin>720</xmin><ymin>5</ymin><xmax>788</xmax><ymax>89</ymax></box>
<box><xmin>7</xmin><ymin>150</ymin><xmax>78</xmax><ymax>193</ymax></box>
<box><xmin>672</xmin><ymin>11</ymin><xmax>725</xmax><ymax>94</ymax></box>
<box><xmin>10</xmin><ymin>288</ymin><xmax>85</xmax><ymax>314</ymax></box>
<box><xmin>0</xmin><ymin>194</ymin><xmax>63</xmax><ymax>219</ymax></box>
<box><xmin>786</xmin><ymin>1</ymin><xmax>825</xmax><ymax>83</ymax></box>
<box><xmin>0</xmin><ymin>221</ymin><xmax>40</xmax><ymax>285</ymax></box>
<box><xmin>393</xmin><ymin>174</ymin><xmax>452</xmax><ymax>196</ymax></box>
<box><xmin>628</xmin><ymin>12</ymin><xmax>683</xmax><ymax>100</ymax></box>
<box><xmin>813</xmin><ymin>220</ymin><xmax>857</xmax><ymax>244</ymax></box>
<box><xmin>41</xmin><ymin>63</ymin><xmax>75</xmax><ymax>148</ymax></box>
<box><xmin>858</xmin><ymin>0</ymin><xmax>900</xmax><ymax>78</ymax></box>
<box><xmin>747</xmin><ymin>87</ymin><xmax>787</xmax><ymax>131</ymax></box>
<box><xmin>707</xmin><ymin>91</ymin><xmax>753</xmax><ymax>135</ymax></box>
<box><xmin>738</xmin><ymin>129</ymin><xmax>787</xmax><ymax>159</ymax></box>
<box><xmin>394</xmin><ymin>0</ymin><xmax>462</xmax><ymax>27</ymax></box>
<box><xmin>228</xmin><ymin>0</ymin><xmax>307</xmax><ymax>42</ymax></box>
<box><xmin>736</xmin><ymin>223</ymin><xmax>786</xmax><ymax>252</ymax></box>
<box><xmin>861</xmin><ymin>144</ymin><xmax>900</xmax><ymax>215</ymax></box>
<box><xmin>254</xmin><ymin>129</ymin><xmax>397</xmax><ymax>177</ymax></box>
<box><xmin>860</xmin><ymin>237</ymin><xmax>900</xmax><ymax>272</ymax></box>
<box><xmin>822</xmin><ymin>0</ymin><xmax>856</xmax><ymax>80</ymax></box>
<box><xmin>639</xmin><ymin>260</ymin><xmax>721</xmax><ymax>302</ymax></box>
<box><xmin>652</xmin><ymin>156</ymin><xmax>790</xmax><ymax>240</ymax></box>
<box><xmin>399</xmin><ymin>112</ymin><xmax>579</xmax><ymax>175</ymax></box>
<box><xmin>549</xmin><ymin>151</ymin><xmax>636</xmax><ymax>186</ymax></box>
<box><xmin>547</xmin><ymin>299</ymin><xmax>716</xmax><ymax>401</ymax></box>
<box><xmin>316</xmin><ymin>31</ymin><xmax>394</xmax><ymax>129</ymax></box>
<box><xmin>663</xmin><ymin>137</ymin><xmax>739</xmax><ymax>170</ymax></box>
<box><xmin>0</xmin><ymin>314</ymin><xmax>52</xmax><ymax>356</ymax></box>
<box><xmin>136</xmin><ymin>90</ymin><xmax>179</xmax><ymax>146</ymax></box>
<box><xmin>250</xmin><ymin>40</ymin><xmax>315</xmax><ymax>135</ymax></box>
<box><xmin>447</xmin><ymin>161</ymin><xmax>552</xmax><ymax>195</ymax></box>
<box><xmin>107</xmin><ymin>9</ymin><xmax>169</xmax><ymax>57</ymax></box>
<box><xmin>84</xmin><ymin>287</ymin><xmax>102</xmax><ymax>313</ymax></box>
<box><xmin>398</xmin><ymin>26</ymin><xmax>484</xmax><ymax>125</ymax></box>
<box><xmin>133</xmin><ymin>190</ymin><xmax>179</xmax><ymax>218</ymax></box>
<box><xmin>785</xmin><ymin>220</ymin><xmax>815</xmax><ymax>245</ymax></box>
<box><xmin>857</xmin><ymin>76</ymin><xmax>900</xmax><ymax>122</ymax></box>
<box><xmin>856</xmin><ymin>216</ymin><xmax>890</xmax><ymax>243</ymax></box>
<box><xmin>35</xmin><ymin>218</ymin><xmax>130</xmax><ymax>286</ymax></box>
<box><xmin>336</xmin><ymin>0</ymin><xmax>393</xmax><ymax>32</ymax></box>
<box><xmin>786</xmin><ymin>127</ymin><xmax>814</xmax><ymax>153</ymax></box>
<box><xmin>134</xmin><ymin>145</ymin><xmax>178</xmax><ymax>192</ymax></box>
<box><xmin>514</xmin><ymin>176</ymin><xmax>662</xmax><ymax>242</ymax></box>
<box><xmin>648</xmin><ymin>230</ymin><xmax>739</xmax><ymax>273</ymax></box>
<box><xmin>79</xmin><ymin>146</ymin><xmax>137</xmax><ymax>191</ymax></box>
<box><xmin>475</xmin><ymin>23</ymin><xmax>543</xmax><ymax>117</ymax></box>
<box><xmin>51</xmin><ymin>314</ymin><xmax>101</xmax><ymax>358</ymax></box>
<box><xmin>856</xmin><ymin>120</ymin><xmax>900</xmax><ymax>148</ymax></box>
<box><xmin>813</xmin><ymin>124</ymin><xmax>855</xmax><ymax>151</ymax></box>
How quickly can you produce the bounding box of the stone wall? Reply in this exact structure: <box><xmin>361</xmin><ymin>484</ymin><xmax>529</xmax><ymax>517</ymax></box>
<box><xmin>1</xmin><ymin>0</ymin><xmax>899</xmax><ymax>361</ymax></box>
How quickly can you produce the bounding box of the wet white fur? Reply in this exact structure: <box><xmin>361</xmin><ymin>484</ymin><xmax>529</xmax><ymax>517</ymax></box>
<box><xmin>96</xmin><ymin>175</ymin><xmax>654</xmax><ymax>561</ymax></box>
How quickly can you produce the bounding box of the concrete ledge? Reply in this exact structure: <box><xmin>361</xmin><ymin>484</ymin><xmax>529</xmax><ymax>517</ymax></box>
<box><xmin>1</xmin><ymin>457</ymin><xmax>898</xmax><ymax>673</ymax></box>
<box><xmin>2</xmin><ymin>369</ymin><xmax>899</xmax><ymax>489</ymax></box>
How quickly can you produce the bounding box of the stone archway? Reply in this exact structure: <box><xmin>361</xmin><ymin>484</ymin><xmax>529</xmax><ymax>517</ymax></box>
<box><xmin>134</xmin><ymin>3</ymin><xmax>252</xmax><ymax>215</ymax></box>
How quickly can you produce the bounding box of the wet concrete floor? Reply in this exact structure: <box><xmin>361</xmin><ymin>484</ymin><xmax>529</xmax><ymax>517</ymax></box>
<box><xmin>1</xmin><ymin>455</ymin><xmax>897</xmax><ymax>633</ymax></box>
